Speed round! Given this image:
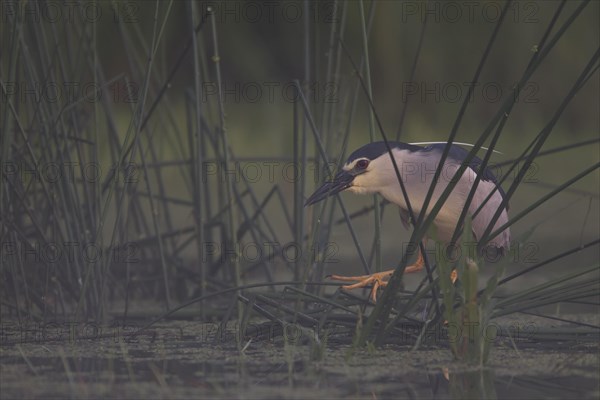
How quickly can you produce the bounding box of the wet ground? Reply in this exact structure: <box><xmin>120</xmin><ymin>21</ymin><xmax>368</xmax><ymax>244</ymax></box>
<box><xmin>1</xmin><ymin>316</ymin><xmax>598</xmax><ymax>399</ymax></box>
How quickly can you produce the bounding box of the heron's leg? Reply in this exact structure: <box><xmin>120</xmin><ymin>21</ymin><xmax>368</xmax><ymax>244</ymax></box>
<box><xmin>328</xmin><ymin>247</ymin><xmax>426</xmax><ymax>302</ymax></box>
<box><xmin>328</xmin><ymin>270</ymin><xmax>394</xmax><ymax>302</ymax></box>
<box><xmin>404</xmin><ymin>249</ymin><xmax>424</xmax><ymax>273</ymax></box>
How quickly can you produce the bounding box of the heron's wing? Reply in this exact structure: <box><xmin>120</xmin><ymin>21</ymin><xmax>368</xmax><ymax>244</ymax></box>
<box><xmin>425</xmin><ymin>143</ymin><xmax>508</xmax><ymax>208</ymax></box>
<box><xmin>411</xmin><ymin>141</ymin><xmax>503</xmax><ymax>154</ymax></box>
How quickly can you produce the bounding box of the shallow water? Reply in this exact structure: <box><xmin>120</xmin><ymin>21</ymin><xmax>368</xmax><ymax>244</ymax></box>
<box><xmin>1</xmin><ymin>317</ymin><xmax>598</xmax><ymax>399</ymax></box>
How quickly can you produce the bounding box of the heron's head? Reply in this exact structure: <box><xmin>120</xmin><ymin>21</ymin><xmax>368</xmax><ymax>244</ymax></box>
<box><xmin>304</xmin><ymin>141</ymin><xmax>420</xmax><ymax>206</ymax></box>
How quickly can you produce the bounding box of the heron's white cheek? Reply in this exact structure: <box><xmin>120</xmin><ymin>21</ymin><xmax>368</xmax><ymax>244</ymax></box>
<box><xmin>348</xmin><ymin>186</ymin><xmax>370</xmax><ymax>195</ymax></box>
<box><xmin>348</xmin><ymin>173</ymin><xmax>379</xmax><ymax>195</ymax></box>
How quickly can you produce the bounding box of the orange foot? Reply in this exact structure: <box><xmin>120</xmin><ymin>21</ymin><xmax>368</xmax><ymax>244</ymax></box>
<box><xmin>328</xmin><ymin>251</ymin><xmax>425</xmax><ymax>302</ymax></box>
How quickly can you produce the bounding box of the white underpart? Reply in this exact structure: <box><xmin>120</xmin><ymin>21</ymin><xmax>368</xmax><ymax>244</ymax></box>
<box><xmin>345</xmin><ymin>148</ymin><xmax>511</xmax><ymax>249</ymax></box>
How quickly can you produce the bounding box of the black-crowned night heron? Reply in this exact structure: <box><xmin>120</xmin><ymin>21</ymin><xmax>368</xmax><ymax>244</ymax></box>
<box><xmin>305</xmin><ymin>141</ymin><xmax>510</xmax><ymax>301</ymax></box>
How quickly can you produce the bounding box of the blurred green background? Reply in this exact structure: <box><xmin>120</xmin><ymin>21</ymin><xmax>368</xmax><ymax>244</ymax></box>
<box><xmin>86</xmin><ymin>1</ymin><xmax>599</xmax><ymax>148</ymax></box>
<box><xmin>2</xmin><ymin>0</ymin><xmax>599</xmax><ymax>310</ymax></box>
<box><xmin>94</xmin><ymin>1</ymin><xmax>599</xmax><ymax>274</ymax></box>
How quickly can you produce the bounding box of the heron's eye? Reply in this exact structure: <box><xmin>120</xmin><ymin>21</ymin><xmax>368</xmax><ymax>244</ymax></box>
<box><xmin>356</xmin><ymin>159</ymin><xmax>369</xmax><ymax>170</ymax></box>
